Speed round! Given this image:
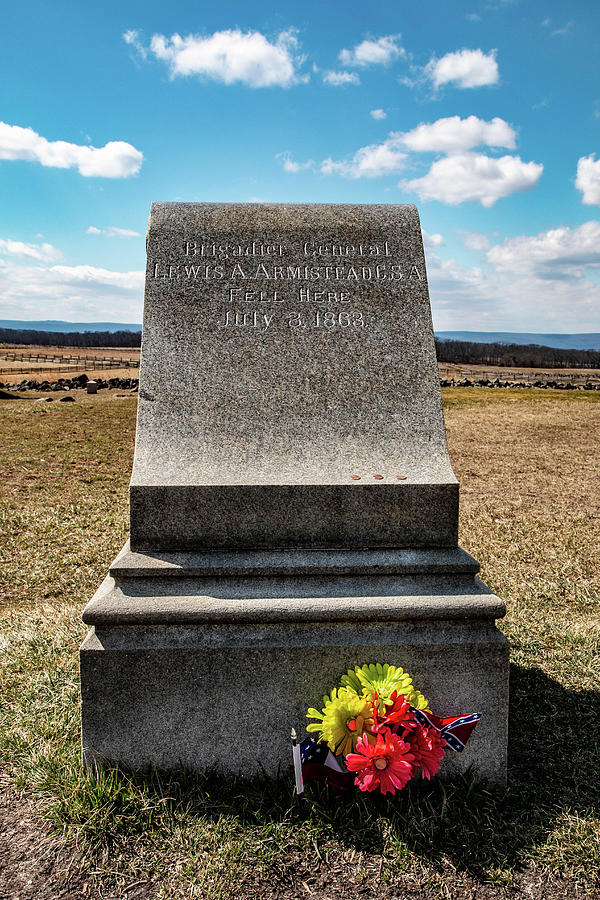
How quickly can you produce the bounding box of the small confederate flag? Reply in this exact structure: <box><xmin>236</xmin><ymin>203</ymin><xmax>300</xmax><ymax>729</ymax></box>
<box><xmin>300</xmin><ymin>738</ymin><xmax>353</xmax><ymax>790</ymax></box>
<box><xmin>412</xmin><ymin>708</ymin><xmax>481</xmax><ymax>752</ymax></box>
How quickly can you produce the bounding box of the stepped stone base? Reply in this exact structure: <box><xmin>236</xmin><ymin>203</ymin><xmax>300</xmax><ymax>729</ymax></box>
<box><xmin>80</xmin><ymin>543</ymin><xmax>509</xmax><ymax>785</ymax></box>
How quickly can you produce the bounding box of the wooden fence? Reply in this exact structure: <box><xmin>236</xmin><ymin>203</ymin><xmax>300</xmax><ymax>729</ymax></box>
<box><xmin>0</xmin><ymin>351</ymin><xmax>139</xmax><ymax>375</ymax></box>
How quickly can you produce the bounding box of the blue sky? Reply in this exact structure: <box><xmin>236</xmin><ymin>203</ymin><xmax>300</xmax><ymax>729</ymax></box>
<box><xmin>1</xmin><ymin>0</ymin><xmax>599</xmax><ymax>331</ymax></box>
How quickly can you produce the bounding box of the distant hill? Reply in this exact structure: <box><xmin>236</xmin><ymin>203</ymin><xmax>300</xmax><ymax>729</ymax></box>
<box><xmin>435</xmin><ymin>331</ymin><xmax>600</xmax><ymax>351</ymax></box>
<box><xmin>0</xmin><ymin>319</ymin><xmax>141</xmax><ymax>333</ymax></box>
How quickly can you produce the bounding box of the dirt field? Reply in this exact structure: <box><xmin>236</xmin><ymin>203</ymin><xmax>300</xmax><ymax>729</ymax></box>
<box><xmin>0</xmin><ymin>345</ymin><xmax>140</xmax><ymax>381</ymax></box>
<box><xmin>2</xmin><ymin>343</ymin><xmax>599</xmax><ymax>387</ymax></box>
<box><xmin>438</xmin><ymin>360</ymin><xmax>600</xmax><ymax>385</ymax></box>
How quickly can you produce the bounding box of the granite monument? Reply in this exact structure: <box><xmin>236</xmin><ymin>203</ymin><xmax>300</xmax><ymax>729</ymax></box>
<box><xmin>80</xmin><ymin>203</ymin><xmax>509</xmax><ymax>784</ymax></box>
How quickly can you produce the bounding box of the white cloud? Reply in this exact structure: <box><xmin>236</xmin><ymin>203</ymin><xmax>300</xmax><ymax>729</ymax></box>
<box><xmin>49</xmin><ymin>265</ymin><xmax>144</xmax><ymax>290</ymax></box>
<box><xmin>422</xmin><ymin>230</ymin><xmax>445</xmax><ymax>249</ymax></box>
<box><xmin>322</xmin><ymin>70</ymin><xmax>360</xmax><ymax>86</ymax></box>
<box><xmin>0</xmin><ymin>260</ymin><xmax>144</xmax><ymax>321</ymax></box>
<box><xmin>123</xmin><ymin>28</ymin><xmax>147</xmax><ymax>60</ymax></box>
<box><xmin>0</xmin><ymin>122</ymin><xmax>143</xmax><ymax>178</ymax></box>
<box><xmin>339</xmin><ymin>35</ymin><xmax>404</xmax><ymax>67</ymax></box>
<box><xmin>275</xmin><ymin>152</ymin><xmax>313</xmax><ymax>173</ymax></box>
<box><xmin>321</xmin><ymin>139</ymin><xmax>407</xmax><ymax>178</ymax></box>
<box><xmin>576</xmin><ymin>155</ymin><xmax>600</xmax><ymax>205</ymax></box>
<box><xmin>289</xmin><ymin>115</ymin><xmax>537</xmax><ymax>206</ymax></box>
<box><xmin>86</xmin><ymin>225</ymin><xmax>141</xmax><ymax>238</ymax></box>
<box><xmin>486</xmin><ymin>221</ymin><xmax>600</xmax><ymax>277</ymax></box>
<box><xmin>462</xmin><ymin>232</ymin><xmax>491</xmax><ymax>252</ymax></box>
<box><xmin>554</xmin><ymin>23</ymin><xmax>574</xmax><ymax>36</ymax></box>
<box><xmin>149</xmin><ymin>29</ymin><xmax>305</xmax><ymax>87</ymax></box>
<box><xmin>399</xmin><ymin>115</ymin><xmax>515</xmax><ymax>153</ymax></box>
<box><xmin>370</xmin><ymin>109</ymin><xmax>387</xmax><ymax>120</ymax></box>
<box><xmin>426</xmin><ymin>48</ymin><xmax>499</xmax><ymax>89</ymax></box>
<box><xmin>402</xmin><ymin>152</ymin><xmax>543</xmax><ymax>206</ymax></box>
<box><xmin>542</xmin><ymin>18</ymin><xmax>575</xmax><ymax>37</ymax></box>
<box><xmin>426</xmin><ymin>226</ymin><xmax>600</xmax><ymax>332</ymax></box>
<box><xmin>0</xmin><ymin>238</ymin><xmax>61</xmax><ymax>262</ymax></box>
<box><xmin>308</xmin><ymin>116</ymin><xmax>520</xmax><ymax>186</ymax></box>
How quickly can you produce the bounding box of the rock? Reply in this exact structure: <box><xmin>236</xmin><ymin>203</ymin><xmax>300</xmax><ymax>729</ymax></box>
<box><xmin>58</xmin><ymin>395</ymin><xmax>75</xmax><ymax>402</ymax></box>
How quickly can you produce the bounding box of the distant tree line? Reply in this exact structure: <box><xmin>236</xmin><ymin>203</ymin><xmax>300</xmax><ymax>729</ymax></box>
<box><xmin>0</xmin><ymin>328</ymin><xmax>141</xmax><ymax>348</ymax></box>
<box><xmin>435</xmin><ymin>339</ymin><xmax>600</xmax><ymax>369</ymax></box>
<box><xmin>1</xmin><ymin>328</ymin><xmax>598</xmax><ymax>368</ymax></box>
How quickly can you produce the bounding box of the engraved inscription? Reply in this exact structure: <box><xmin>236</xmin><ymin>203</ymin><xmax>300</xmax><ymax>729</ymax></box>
<box><xmin>184</xmin><ymin>241</ymin><xmax>285</xmax><ymax>259</ymax></box>
<box><xmin>303</xmin><ymin>240</ymin><xmax>391</xmax><ymax>257</ymax></box>
<box><xmin>151</xmin><ymin>235</ymin><xmax>423</xmax><ymax>333</ymax></box>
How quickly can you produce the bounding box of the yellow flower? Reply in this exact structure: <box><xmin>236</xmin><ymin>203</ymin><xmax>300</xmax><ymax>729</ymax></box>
<box><xmin>341</xmin><ymin>663</ymin><xmax>430</xmax><ymax>713</ymax></box>
<box><xmin>407</xmin><ymin>688</ymin><xmax>430</xmax><ymax>711</ymax></box>
<box><xmin>306</xmin><ymin>688</ymin><xmax>375</xmax><ymax>756</ymax></box>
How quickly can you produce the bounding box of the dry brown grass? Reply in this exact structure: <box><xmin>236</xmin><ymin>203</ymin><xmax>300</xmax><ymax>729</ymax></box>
<box><xmin>0</xmin><ymin>388</ymin><xmax>599</xmax><ymax>899</ymax></box>
<box><xmin>445</xmin><ymin>389</ymin><xmax>599</xmax><ymax>651</ymax></box>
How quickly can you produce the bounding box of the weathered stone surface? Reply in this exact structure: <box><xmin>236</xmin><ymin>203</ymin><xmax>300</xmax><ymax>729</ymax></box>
<box><xmin>81</xmin><ymin>593</ymin><xmax>509</xmax><ymax>784</ymax></box>
<box><xmin>131</xmin><ymin>203</ymin><xmax>456</xmax><ymax>550</ymax></box>
<box><xmin>81</xmin><ymin>544</ymin><xmax>509</xmax><ymax>784</ymax></box>
<box><xmin>84</xmin><ymin>568</ymin><xmax>505</xmax><ymax>628</ymax></box>
<box><xmin>81</xmin><ymin>202</ymin><xmax>509</xmax><ymax>786</ymax></box>
<box><xmin>109</xmin><ymin>542</ymin><xmax>481</xmax><ymax>579</ymax></box>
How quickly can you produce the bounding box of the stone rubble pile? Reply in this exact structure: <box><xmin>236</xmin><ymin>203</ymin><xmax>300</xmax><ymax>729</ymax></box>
<box><xmin>0</xmin><ymin>373</ymin><xmax>139</xmax><ymax>392</ymax></box>
<box><xmin>1</xmin><ymin>373</ymin><xmax>598</xmax><ymax>392</ymax></box>
<box><xmin>440</xmin><ymin>377</ymin><xmax>600</xmax><ymax>390</ymax></box>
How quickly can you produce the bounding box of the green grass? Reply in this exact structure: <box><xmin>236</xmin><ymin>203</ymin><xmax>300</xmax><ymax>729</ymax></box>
<box><xmin>1</xmin><ymin>389</ymin><xmax>599</xmax><ymax>898</ymax></box>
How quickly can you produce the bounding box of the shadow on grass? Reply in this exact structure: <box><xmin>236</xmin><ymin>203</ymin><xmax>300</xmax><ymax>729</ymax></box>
<box><xmin>52</xmin><ymin>664</ymin><xmax>600</xmax><ymax>879</ymax></box>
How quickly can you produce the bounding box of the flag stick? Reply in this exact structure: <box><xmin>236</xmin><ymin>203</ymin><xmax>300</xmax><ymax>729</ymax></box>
<box><xmin>291</xmin><ymin>728</ymin><xmax>304</xmax><ymax>795</ymax></box>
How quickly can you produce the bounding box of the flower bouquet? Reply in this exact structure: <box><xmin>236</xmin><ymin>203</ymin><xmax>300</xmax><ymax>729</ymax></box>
<box><xmin>298</xmin><ymin>663</ymin><xmax>480</xmax><ymax>795</ymax></box>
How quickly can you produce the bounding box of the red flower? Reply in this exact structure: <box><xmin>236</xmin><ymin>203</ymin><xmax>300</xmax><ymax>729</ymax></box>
<box><xmin>409</xmin><ymin>725</ymin><xmax>446</xmax><ymax>780</ymax></box>
<box><xmin>345</xmin><ymin>732</ymin><xmax>416</xmax><ymax>794</ymax></box>
<box><xmin>372</xmin><ymin>691</ymin><xmax>418</xmax><ymax>737</ymax></box>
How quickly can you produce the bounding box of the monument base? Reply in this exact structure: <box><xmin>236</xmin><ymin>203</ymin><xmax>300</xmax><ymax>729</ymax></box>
<box><xmin>80</xmin><ymin>544</ymin><xmax>509</xmax><ymax>786</ymax></box>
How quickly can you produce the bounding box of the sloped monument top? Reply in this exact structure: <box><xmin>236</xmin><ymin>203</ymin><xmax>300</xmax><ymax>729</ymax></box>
<box><xmin>130</xmin><ymin>203</ymin><xmax>458</xmax><ymax>550</ymax></box>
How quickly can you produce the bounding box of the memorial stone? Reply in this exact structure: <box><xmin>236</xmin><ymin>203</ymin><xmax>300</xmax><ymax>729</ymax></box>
<box><xmin>80</xmin><ymin>203</ymin><xmax>509</xmax><ymax>784</ymax></box>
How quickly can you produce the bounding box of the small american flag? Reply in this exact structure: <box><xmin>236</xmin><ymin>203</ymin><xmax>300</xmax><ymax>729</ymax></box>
<box><xmin>300</xmin><ymin>738</ymin><xmax>354</xmax><ymax>790</ymax></box>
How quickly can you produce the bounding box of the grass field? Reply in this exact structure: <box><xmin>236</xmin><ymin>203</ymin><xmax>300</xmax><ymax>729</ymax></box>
<box><xmin>0</xmin><ymin>389</ymin><xmax>599</xmax><ymax>899</ymax></box>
